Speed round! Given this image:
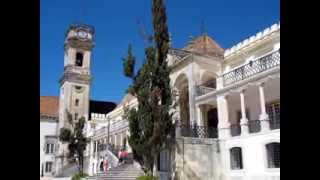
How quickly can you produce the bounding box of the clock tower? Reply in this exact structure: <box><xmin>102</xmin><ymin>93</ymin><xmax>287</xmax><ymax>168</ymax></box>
<box><xmin>56</xmin><ymin>24</ymin><xmax>95</xmax><ymax>175</ymax></box>
<box><xmin>59</xmin><ymin>24</ymin><xmax>94</xmax><ymax>129</ymax></box>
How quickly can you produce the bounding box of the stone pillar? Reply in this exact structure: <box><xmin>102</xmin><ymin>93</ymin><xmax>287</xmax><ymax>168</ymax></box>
<box><xmin>216</xmin><ymin>76</ymin><xmax>224</xmax><ymax>90</ymax></box>
<box><xmin>240</xmin><ymin>90</ymin><xmax>249</xmax><ymax>135</ymax></box>
<box><xmin>188</xmin><ymin>80</ymin><xmax>196</xmax><ymax>125</ymax></box>
<box><xmin>196</xmin><ymin>104</ymin><xmax>203</xmax><ymax>126</ymax></box>
<box><xmin>95</xmin><ymin>141</ymin><xmax>98</xmax><ymax>159</ymax></box>
<box><xmin>120</xmin><ymin>132</ymin><xmax>123</xmax><ymax>149</ymax></box>
<box><xmin>217</xmin><ymin>94</ymin><xmax>230</xmax><ymax>139</ymax></box>
<box><xmin>188</xmin><ymin>65</ymin><xmax>197</xmax><ymax>126</ymax></box>
<box><xmin>258</xmin><ymin>83</ymin><xmax>270</xmax><ymax>132</ymax></box>
<box><xmin>90</xmin><ymin>140</ymin><xmax>94</xmax><ymax>157</ymax></box>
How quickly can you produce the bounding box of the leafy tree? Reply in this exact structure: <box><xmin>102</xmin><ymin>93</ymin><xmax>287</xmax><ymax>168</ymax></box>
<box><xmin>122</xmin><ymin>0</ymin><xmax>174</xmax><ymax>175</ymax></box>
<box><xmin>59</xmin><ymin>111</ymin><xmax>88</xmax><ymax>175</ymax></box>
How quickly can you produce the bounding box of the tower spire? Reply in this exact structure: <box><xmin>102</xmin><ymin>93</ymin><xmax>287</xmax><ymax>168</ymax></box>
<box><xmin>201</xmin><ymin>19</ymin><xmax>207</xmax><ymax>36</ymax></box>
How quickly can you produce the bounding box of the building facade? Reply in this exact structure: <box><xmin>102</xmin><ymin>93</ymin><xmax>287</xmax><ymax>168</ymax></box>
<box><xmin>40</xmin><ymin>22</ymin><xmax>280</xmax><ymax>180</ymax></box>
<box><xmin>85</xmin><ymin>22</ymin><xmax>280</xmax><ymax>180</ymax></box>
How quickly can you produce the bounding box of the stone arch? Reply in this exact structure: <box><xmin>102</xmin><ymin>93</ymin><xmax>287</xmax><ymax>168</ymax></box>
<box><xmin>200</xmin><ymin>71</ymin><xmax>217</xmax><ymax>89</ymax></box>
<box><xmin>174</xmin><ymin>73</ymin><xmax>190</xmax><ymax>126</ymax></box>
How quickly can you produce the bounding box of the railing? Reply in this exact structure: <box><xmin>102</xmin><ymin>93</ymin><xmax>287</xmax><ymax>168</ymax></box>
<box><xmin>168</xmin><ymin>48</ymin><xmax>192</xmax><ymax>66</ymax></box>
<box><xmin>223</xmin><ymin>50</ymin><xmax>280</xmax><ymax>86</ymax></box>
<box><xmin>269</xmin><ymin>116</ymin><xmax>280</xmax><ymax>130</ymax></box>
<box><xmin>248</xmin><ymin>120</ymin><xmax>261</xmax><ymax>133</ymax></box>
<box><xmin>180</xmin><ymin>125</ymin><xmax>218</xmax><ymax>138</ymax></box>
<box><xmin>94</xmin><ymin>127</ymin><xmax>107</xmax><ymax>137</ymax></box>
<box><xmin>196</xmin><ymin>86</ymin><xmax>215</xmax><ymax>96</ymax></box>
<box><xmin>196</xmin><ymin>80</ymin><xmax>217</xmax><ymax>96</ymax></box>
<box><xmin>230</xmin><ymin>124</ymin><xmax>241</xmax><ymax>137</ymax></box>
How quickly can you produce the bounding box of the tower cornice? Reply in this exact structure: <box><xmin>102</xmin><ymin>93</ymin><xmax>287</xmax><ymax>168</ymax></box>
<box><xmin>59</xmin><ymin>72</ymin><xmax>92</xmax><ymax>86</ymax></box>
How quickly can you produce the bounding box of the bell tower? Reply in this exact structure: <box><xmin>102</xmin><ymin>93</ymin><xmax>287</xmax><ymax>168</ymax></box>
<box><xmin>55</xmin><ymin>24</ymin><xmax>95</xmax><ymax>176</ymax></box>
<box><xmin>58</xmin><ymin>24</ymin><xmax>95</xmax><ymax>130</ymax></box>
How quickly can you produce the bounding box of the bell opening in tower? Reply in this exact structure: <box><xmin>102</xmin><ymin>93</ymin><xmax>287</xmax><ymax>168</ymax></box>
<box><xmin>76</xmin><ymin>52</ymin><xmax>83</xmax><ymax>67</ymax></box>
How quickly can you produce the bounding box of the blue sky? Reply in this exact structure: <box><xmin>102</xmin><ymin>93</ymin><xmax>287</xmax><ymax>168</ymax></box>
<box><xmin>40</xmin><ymin>0</ymin><xmax>279</xmax><ymax>104</ymax></box>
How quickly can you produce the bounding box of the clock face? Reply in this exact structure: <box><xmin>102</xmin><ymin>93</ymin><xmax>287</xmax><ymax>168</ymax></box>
<box><xmin>77</xmin><ymin>30</ymin><xmax>88</xmax><ymax>39</ymax></box>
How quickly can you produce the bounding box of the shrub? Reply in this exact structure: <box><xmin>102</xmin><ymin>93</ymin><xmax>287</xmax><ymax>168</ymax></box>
<box><xmin>71</xmin><ymin>172</ymin><xmax>88</xmax><ymax>180</ymax></box>
<box><xmin>136</xmin><ymin>175</ymin><xmax>159</xmax><ymax>180</ymax></box>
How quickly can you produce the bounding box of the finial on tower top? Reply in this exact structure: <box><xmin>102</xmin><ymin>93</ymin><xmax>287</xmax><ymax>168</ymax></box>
<box><xmin>201</xmin><ymin>20</ymin><xmax>207</xmax><ymax>36</ymax></box>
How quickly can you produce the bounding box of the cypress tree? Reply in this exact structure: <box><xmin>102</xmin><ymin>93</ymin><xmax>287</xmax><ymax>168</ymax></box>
<box><xmin>122</xmin><ymin>0</ymin><xmax>174</xmax><ymax>175</ymax></box>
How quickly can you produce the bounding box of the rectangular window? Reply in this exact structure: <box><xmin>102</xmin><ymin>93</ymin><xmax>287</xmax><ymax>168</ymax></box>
<box><xmin>267</xmin><ymin>143</ymin><xmax>280</xmax><ymax>168</ymax></box>
<box><xmin>266</xmin><ymin>101</ymin><xmax>280</xmax><ymax>129</ymax></box>
<box><xmin>230</xmin><ymin>147</ymin><xmax>243</xmax><ymax>170</ymax></box>
<box><xmin>75</xmin><ymin>99</ymin><xmax>79</xmax><ymax>106</ymax></box>
<box><xmin>50</xmin><ymin>144</ymin><xmax>54</xmax><ymax>154</ymax></box>
<box><xmin>45</xmin><ymin>162</ymin><xmax>53</xmax><ymax>173</ymax></box>
<box><xmin>75</xmin><ymin>113</ymin><xmax>78</xmax><ymax>120</ymax></box>
<box><xmin>46</xmin><ymin>144</ymin><xmax>50</xmax><ymax>154</ymax></box>
<box><xmin>45</xmin><ymin>144</ymin><xmax>54</xmax><ymax>154</ymax></box>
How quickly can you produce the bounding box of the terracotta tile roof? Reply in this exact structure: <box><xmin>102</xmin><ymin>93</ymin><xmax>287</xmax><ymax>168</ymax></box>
<box><xmin>183</xmin><ymin>35</ymin><xmax>224</xmax><ymax>57</ymax></box>
<box><xmin>40</xmin><ymin>96</ymin><xmax>59</xmax><ymax>117</ymax></box>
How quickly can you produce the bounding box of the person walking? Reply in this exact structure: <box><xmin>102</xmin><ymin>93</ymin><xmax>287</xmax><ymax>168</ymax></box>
<box><xmin>103</xmin><ymin>158</ymin><xmax>108</xmax><ymax>173</ymax></box>
<box><xmin>100</xmin><ymin>161</ymin><xmax>104</xmax><ymax>172</ymax></box>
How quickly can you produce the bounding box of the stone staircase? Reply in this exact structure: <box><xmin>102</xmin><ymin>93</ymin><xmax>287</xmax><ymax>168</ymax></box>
<box><xmin>86</xmin><ymin>163</ymin><xmax>143</xmax><ymax>180</ymax></box>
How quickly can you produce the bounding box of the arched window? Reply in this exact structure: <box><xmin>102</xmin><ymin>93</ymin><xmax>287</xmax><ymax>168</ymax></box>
<box><xmin>266</xmin><ymin>142</ymin><xmax>280</xmax><ymax>168</ymax></box>
<box><xmin>230</xmin><ymin>147</ymin><xmax>243</xmax><ymax>170</ymax></box>
<box><xmin>75</xmin><ymin>52</ymin><xmax>83</xmax><ymax>67</ymax></box>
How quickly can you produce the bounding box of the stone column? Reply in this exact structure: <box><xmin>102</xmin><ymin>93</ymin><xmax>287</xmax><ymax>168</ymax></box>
<box><xmin>90</xmin><ymin>140</ymin><xmax>94</xmax><ymax>157</ymax></box>
<box><xmin>188</xmin><ymin>80</ymin><xmax>196</xmax><ymax>125</ymax></box>
<box><xmin>120</xmin><ymin>132</ymin><xmax>123</xmax><ymax>149</ymax></box>
<box><xmin>216</xmin><ymin>76</ymin><xmax>224</xmax><ymax>90</ymax></box>
<box><xmin>188</xmin><ymin>64</ymin><xmax>197</xmax><ymax>126</ymax></box>
<box><xmin>258</xmin><ymin>83</ymin><xmax>270</xmax><ymax>131</ymax></box>
<box><xmin>196</xmin><ymin>104</ymin><xmax>203</xmax><ymax>126</ymax></box>
<box><xmin>240</xmin><ymin>89</ymin><xmax>249</xmax><ymax>135</ymax></box>
<box><xmin>95</xmin><ymin>141</ymin><xmax>98</xmax><ymax>158</ymax></box>
<box><xmin>217</xmin><ymin>94</ymin><xmax>230</xmax><ymax>139</ymax></box>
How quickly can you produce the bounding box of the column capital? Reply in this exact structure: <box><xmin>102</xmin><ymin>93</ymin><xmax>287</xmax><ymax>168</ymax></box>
<box><xmin>217</xmin><ymin>93</ymin><xmax>229</xmax><ymax>99</ymax></box>
<box><xmin>257</xmin><ymin>81</ymin><xmax>266</xmax><ymax>87</ymax></box>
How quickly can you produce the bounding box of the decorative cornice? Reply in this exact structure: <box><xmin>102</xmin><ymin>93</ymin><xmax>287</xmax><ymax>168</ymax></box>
<box><xmin>40</xmin><ymin>113</ymin><xmax>59</xmax><ymax>122</ymax></box>
<box><xmin>59</xmin><ymin>72</ymin><xmax>91</xmax><ymax>85</ymax></box>
<box><xmin>64</xmin><ymin>38</ymin><xmax>95</xmax><ymax>51</ymax></box>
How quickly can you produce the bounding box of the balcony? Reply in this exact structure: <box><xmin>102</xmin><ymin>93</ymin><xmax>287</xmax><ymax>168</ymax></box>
<box><xmin>196</xmin><ymin>80</ymin><xmax>216</xmax><ymax>96</ymax></box>
<box><xmin>179</xmin><ymin>125</ymin><xmax>218</xmax><ymax>138</ymax></box>
<box><xmin>248</xmin><ymin>120</ymin><xmax>261</xmax><ymax>133</ymax></box>
<box><xmin>94</xmin><ymin>127</ymin><xmax>108</xmax><ymax>137</ymax></box>
<box><xmin>223</xmin><ymin>50</ymin><xmax>280</xmax><ymax>86</ymax></box>
<box><xmin>168</xmin><ymin>48</ymin><xmax>192</xmax><ymax>66</ymax></box>
<box><xmin>230</xmin><ymin>124</ymin><xmax>241</xmax><ymax>137</ymax></box>
<box><xmin>269</xmin><ymin>115</ymin><xmax>280</xmax><ymax>130</ymax></box>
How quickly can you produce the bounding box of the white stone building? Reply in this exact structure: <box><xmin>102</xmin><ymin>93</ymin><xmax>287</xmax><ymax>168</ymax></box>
<box><xmin>41</xmin><ymin>22</ymin><xmax>280</xmax><ymax>180</ymax></box>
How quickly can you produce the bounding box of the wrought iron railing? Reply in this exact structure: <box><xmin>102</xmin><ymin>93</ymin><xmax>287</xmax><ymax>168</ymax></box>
<box><xmin>94</xmin><ymin>127</ymin><xmax>107</xmax><ymax>137</ymax></box>
<box><xmin>168</xmin><ymin>48</ymin><xmax>192</xmax><ymax>66</ymax></box>
<box><xmin>196</xmin><ymin>79</ymin><xmax>216</xmax><ymax>96</ymax></box>
<box><xmin>180</xmin><ymin>125</ymin><xmax>218</xmax><ymax>138</ymax></box>
<box><xmin>248</xmin><ymin>120</ymin><xmax>261</xmax><ymax>133</ymax></box>
<box><xmin>269</xmin><ymin>115</ymin><xmax>280</xmax><ymax>130</ymax></box>
<box><xmin>223</xmin><ymin>50</ymin><xmax>280</xmax><ymax>86</ymax></box>
<box><xmin>230</xmin><ymin>124</ymin><xmax>241</xmax><ymax>137</ymax></box>
<box><xmin>196</xmin><ymin>86</ymin><xmax>215</xmax><ymax>96</ymax></box>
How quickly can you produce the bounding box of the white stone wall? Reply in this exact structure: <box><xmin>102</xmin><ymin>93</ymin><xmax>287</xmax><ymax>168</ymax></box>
<box><xmin>221</xmin><ymin>130</ymin><xmax>280</xmax><ymax>180</ymax></box>
<box><xmin>40</xmin><ymin>120</ymin><xmax>58</xmax><ymax>176</ymax></box>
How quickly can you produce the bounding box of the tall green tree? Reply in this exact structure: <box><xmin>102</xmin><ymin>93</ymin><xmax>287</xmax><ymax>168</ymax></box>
<box><xmin>59</xmin><ymin>111</ymin><xmax>88</xmax><ymax>175</ymax></box>
<box><xmin>122</xmin><ymin>0</ymin><xmax>174</xmax><ymax>175</ymax></box>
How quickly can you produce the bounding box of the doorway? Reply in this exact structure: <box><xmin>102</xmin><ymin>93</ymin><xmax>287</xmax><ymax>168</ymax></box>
<box><xmin>207</xmin><ymin>108</ymin><xmax>218</xmax><ymax>138</ymax></box>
